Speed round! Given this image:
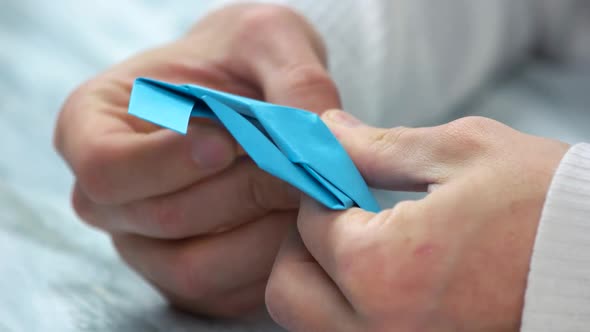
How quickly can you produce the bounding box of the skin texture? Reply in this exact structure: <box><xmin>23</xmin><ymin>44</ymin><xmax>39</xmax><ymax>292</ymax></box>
<box><xmin>266</xmin><ymin>111</ymin><xmax>570</xmax><ymax>332</ymax></box>
<box><xmin>54</xmin><ymin>4</ymin><xmax>340</xmax><ymax>317</ymax></box>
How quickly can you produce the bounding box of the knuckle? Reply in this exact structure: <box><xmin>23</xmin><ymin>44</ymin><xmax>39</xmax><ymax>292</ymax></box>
<box><xmin>237</xmin><ymin>4</ymin><xmax>299</xmax><ymax>37</ymax></box>
<box><xmin>440</xmin><ymin>116</ymin><xmax>499</xmax><ymax>152</ymax></box>
<box><xmin>55</xmin><ymin>79</ymin><xmax>128</xmax><ymax>205</ymax></box>
<box><xmin>54</xmin><ymin>80</ymin><xmax>95</xmax><ymax>153</ymax></box>
<box><xmin>74</xmin><ymin>138</ymin><xmax>121</xmax><ymax>204</ymax></box>
<box><xmin>368</xmin><ymin>126</ymin><xmax>410</xmax><ymax>156</ymax></box>
<box><xmin>282</xmin><ymin>63</ymin><xmax>336</xmax><ymax>96</ymax></box>
<box><xmin>364</xmin><ymin>127</ymin><xmax>410</xmax><ymax>176</ymax></box>
<box><xmin>388</xmin><ymin>200</ymin><xmax>419</xmax><ymax>223</ymax></box>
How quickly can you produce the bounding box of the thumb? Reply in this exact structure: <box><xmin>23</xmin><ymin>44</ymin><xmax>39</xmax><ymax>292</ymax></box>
<box><xmin>321</xmin><ymin>110</ymin><xmax>440</xmax><ymax>191</ymax></box>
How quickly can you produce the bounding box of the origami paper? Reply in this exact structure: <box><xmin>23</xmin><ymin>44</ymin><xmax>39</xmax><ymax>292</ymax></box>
<box><xmin>128</xmin><ymin>77</ymin><xmax>380</xmax><ymax>212</ymax></box>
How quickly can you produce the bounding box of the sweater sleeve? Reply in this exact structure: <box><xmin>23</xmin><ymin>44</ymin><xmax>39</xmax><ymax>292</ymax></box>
<box><xmin>521</xmin><ymin>144</ymin><xmax>590</xmax><ymax>332</ymax></box>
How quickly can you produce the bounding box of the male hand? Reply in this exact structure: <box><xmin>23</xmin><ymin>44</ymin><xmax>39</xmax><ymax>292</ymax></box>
<box><xmin>267</xmin><ymin>112</ymin><xmax>569</xmax><ymax>331</ymax></box>
<box><xmin>54</xmin><ymin>4</ymin><xmax>340</xmax><ymax>317</ymax></box>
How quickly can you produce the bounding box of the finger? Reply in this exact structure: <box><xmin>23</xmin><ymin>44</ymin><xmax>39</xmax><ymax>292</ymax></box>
<box><xmin>296</xmin><ymin>195</ymin><xmax>377</xmax><ymax>285</ymax></box>
<box><xmin>266</xmin><ymin>227</ymin><xmax>357</xmax><ymax>332</ymax></box>
<box><xmin>296</xmin><ymin>195</ymin><xmax>441</xmax><ymax>321</ymax></box>
<box><xmin>321</xmin><ymin>112</ymin><xmax>511</xmax><ymax>192</ymax></box>
<box><xmin>74</xmin><ymin>159</ymin><xmax>299</xmax><ymax>238</ymax></box>
<box><xmin>297</xmin><ymin>195</ymin><xmax>428</xmax><ymax>279</ymax></box>
<box><xmin>320</xmin><ymin>110</ymin><xmax>445</xmax><ymax>191</ymax></box>
<box><xmin>112</xmin><ymin>211</ymin><xmax>294</xmax><ymax>304</ymax></box>
<box><xmin>227</xmin><ymin>5</ymin><xmax>341</xmax><ymax>113</ymax></box>
<box><xmin>57</xmin><ymin>85</ymin><xmax>238</xmax><ymax>205</ymax></box>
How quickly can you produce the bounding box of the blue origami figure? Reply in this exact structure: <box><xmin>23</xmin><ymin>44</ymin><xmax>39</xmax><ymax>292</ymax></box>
<box><xmin>128</xmin><ymin>77</ymin><xmax>380</xmax><ymax>212</ymax></box>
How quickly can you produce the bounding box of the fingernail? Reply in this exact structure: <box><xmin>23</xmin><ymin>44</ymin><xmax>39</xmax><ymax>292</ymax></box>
<box><xmin>323</xmin><ymin>110</ymin><xmax>364</xmax><ymax>127</ymax></box>
<box><xmin>190</xmin><ymin>126</ymin><xmax>235</xmax><ymax>168</ymax></box>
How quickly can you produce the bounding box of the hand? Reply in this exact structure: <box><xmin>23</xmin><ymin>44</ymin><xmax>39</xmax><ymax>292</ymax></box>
<box><xmin>54</xmin><ymin>4</ymin><xmax>340</xmax><ymax>317</ymax></box>
<box><xmin>266</xmin><ymin>112</ymin><xmax>569</xmax><ymax>331</ymax></box>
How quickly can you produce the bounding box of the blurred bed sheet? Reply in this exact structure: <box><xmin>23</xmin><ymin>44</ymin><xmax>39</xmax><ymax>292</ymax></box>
<box><xmin>0</xmin><ymin>1</ymin><xmax>589</xmax><ymax>331</ymax></box>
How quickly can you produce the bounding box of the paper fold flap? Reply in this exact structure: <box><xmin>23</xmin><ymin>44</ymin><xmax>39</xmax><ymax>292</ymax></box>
<box><xmin>128</xmin><ymin>79</ymin><xmax>195</xmax><ymax>134</ymax></box>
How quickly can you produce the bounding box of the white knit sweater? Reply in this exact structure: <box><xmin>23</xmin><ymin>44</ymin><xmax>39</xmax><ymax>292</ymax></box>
<box><xmin>207</xmin><ymin>0</ymin><xmax>590</xmax><ymax>330</ymax></box>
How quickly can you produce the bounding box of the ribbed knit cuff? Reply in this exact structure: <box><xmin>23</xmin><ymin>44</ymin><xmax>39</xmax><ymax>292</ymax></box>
<box><xmin>521</xmin><ymin>143</ymin><xmax>590</xmax><ymax>331</ymax></box>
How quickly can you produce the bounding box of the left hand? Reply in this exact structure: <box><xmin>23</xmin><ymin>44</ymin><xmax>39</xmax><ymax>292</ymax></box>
<box><xmin>265</xmin><ymin>112</ymin><xmax>570</xmax><ymax>331</ymax></box>
<box><xmin>55</xmin><ymin>4</ymin><xmax>339</xmax><ymax>317</ymax></box>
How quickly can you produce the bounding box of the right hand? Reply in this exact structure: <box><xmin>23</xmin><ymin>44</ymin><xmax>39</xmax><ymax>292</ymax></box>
<box><xmin>54</xmin><ymin>3</ymin><xmax>341</xmax><ymax>317</ymax></box>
